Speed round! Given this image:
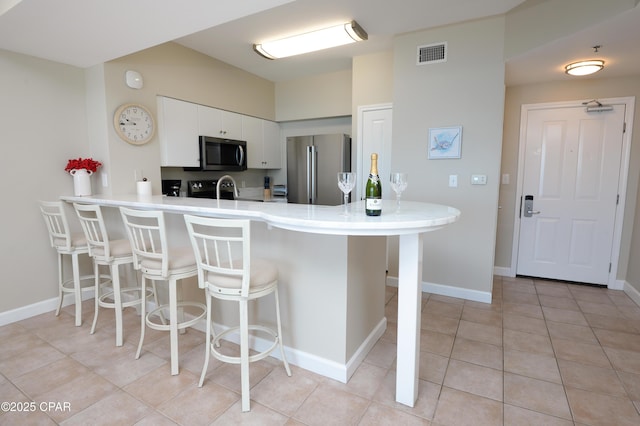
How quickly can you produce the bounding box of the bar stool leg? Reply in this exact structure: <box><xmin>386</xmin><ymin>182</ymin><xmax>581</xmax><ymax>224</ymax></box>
<box><xmin>177</xmin><ymin>283</ymin><xmax>185</xmax><ymax>335</ymax></box>
<box><xmin>112</xmin><ymin>264</ymin><xmax>124</xmax><ymax>347</ymax></box>
<box><xmin>136</xmin><ymin>275</ymin><xmax>147</xmax><ymax>359</ymax></box>
<box><xmin>71</xmin><ymin>252</ymin><xmax>82</xmax><ymax>326</ymax></box>
<box><xmin>55</xmin><ymin>252</ymin><xmax>64</xmax><ymax>317</ymax></box>
<box><xmin>90</xmin><ymin>262</ymin><xmax>100</xmax><ymax>335</ymax></box>
<box><xmin>239</xmin><ymin>299</ymin><xmax>250</xmax><ymax>412</ymax></box>
<box><xmin>169</xmin><ymin>278</ymin><xmax>179</xmax><ymax>375</ymax></box>
<box><xmin>274</xmin><ymin>287</ymin><xmax>291</xmax><ymax>376</ymax></box>
<box><xmin>198</xmin><ymin>290</ymin><xmax>212</xmax><ymax>387</ymax></box>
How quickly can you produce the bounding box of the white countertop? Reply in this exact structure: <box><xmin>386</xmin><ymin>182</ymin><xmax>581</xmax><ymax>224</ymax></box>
<box><xmin>61</xmin><ymin>194</ymin><xmax>460</xmax><ymax>236</ymax></box>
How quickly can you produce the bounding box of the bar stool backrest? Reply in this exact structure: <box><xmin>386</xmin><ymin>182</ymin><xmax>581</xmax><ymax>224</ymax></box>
<box><xmin>39</xmin><ymin>201</ymin><xmax>75</xmax><ymax>251</ymax></box>
<box><xmin>73</xmin><ymin>203</ymin><xmax>112</xmax><ymax>261</ymax></box>
<box><xmin>184</xmin><ymin>215</ymin><xmax>251</xmax><ymax>298</ymax></box>
<box><xmin>119</xmin><ymin>207</ymin><xmax>169</xmax><ymax>278</ymax></box>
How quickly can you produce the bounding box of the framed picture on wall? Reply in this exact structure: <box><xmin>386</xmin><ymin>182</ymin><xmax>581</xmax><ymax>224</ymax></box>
<box><xmin>428</xmin><ymin>126</ymin><xmax>462</xmax><ymax>159</ymax></box>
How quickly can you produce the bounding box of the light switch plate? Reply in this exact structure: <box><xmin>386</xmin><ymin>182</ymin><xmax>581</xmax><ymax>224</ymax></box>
<box><xmin>471</xmin><ymin>174</ymin><xmax>487</xmax><ymax>185</ymax></box>
<box><xmin>449</xmin><ymin>174</ymin><xmax>458</xmax><ymax>187</ymax></box>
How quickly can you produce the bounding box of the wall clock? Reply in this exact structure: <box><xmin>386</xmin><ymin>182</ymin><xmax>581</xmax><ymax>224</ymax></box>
<box><xmin>113</xmin><ymin>103</ymin><xmax>155</xmax><ymax>145</ymax></box>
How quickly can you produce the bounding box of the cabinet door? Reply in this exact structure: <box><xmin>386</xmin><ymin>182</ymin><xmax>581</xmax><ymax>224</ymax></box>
<box><xmin>157</xmin><ymin>97</ymin><xmax>199</xmax><ymax>167</ymax></box>
<box><xmin>242</xmin><ymin>115</ymin><xmax>264</xmax><ymax>168</ymax></box>
<box><xmin>222</xmin><ymin>111</ymin><xmax>243</xmax><ymax>140</ymax></box>
<box><xmin>262</xmin><ymin>120</ymin><xmax>282</xmax><ymax>169</ymax></box>
<box><xmin>197</xmin><ymin>105</ymin><xmax>222</xmax><ymax>137</ymax></box>
<box><xmin>197</xmin><ymin>106</ymin><xmax>243</xmax><ymax>139</ymax></box>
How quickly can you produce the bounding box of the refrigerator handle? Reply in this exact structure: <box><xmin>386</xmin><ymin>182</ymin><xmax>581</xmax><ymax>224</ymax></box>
<box><xmin>308</xmin><ymin>145</ymin><xmax>317</xmax><ymax>204</ymax></box>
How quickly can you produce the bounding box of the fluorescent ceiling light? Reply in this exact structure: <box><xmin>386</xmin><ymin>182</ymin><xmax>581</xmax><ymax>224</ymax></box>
<box><xmin>254</xmin><ymin>21</ymin><xmax>368</xmax><ymax>60</ymax></box>
<box><xmin>565</xmin><ymin>60</ymin><xmax>604</xmax><ymax>76</ymax></box>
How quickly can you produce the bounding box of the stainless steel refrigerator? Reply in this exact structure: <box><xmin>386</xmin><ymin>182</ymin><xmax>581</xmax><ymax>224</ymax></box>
<box><xmin>287</xmin><ymin>134</ymin><xmax>351</xmax><ymax>205</ymax></box>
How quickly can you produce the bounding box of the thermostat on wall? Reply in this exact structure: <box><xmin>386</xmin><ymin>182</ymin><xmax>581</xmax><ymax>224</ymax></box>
<box><xmin>471</xmin><ymin>175</ymin><xmax>487</xmax><ymax>185</ymax></box>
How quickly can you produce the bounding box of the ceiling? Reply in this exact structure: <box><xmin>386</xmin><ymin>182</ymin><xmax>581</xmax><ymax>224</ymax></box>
<box><xmin>1</xmin><ymin>0</ymin><xmax>639</xmax><ymax>86</ymax></box>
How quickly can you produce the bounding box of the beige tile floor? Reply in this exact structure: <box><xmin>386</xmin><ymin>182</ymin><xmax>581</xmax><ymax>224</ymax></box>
<box><xmin>1</xmin><ymin>276</ymin><xmax>640</xmax><ymax>425</ymax></box>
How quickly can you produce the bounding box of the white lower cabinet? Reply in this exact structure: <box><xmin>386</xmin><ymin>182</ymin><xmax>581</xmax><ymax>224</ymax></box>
<box><xmin>243</xmin><ymin>116</ymin><xmax>281</xmax><ymax>169</ymax></box>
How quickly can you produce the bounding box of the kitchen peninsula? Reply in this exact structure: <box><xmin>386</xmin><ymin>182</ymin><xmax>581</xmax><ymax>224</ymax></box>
<box><xmin>61</xmin><ymin>194</ymin><xmax>460</xmax><ymax>407</ymax></box>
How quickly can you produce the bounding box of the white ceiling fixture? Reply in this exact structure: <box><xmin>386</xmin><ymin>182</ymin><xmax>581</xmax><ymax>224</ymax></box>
<box><xmin>253</xmin><ymin>20</ymin><xmax>368</xmax><ymax>60</ymax></box>
<box><xmin>565</xmin><ymin>46</ymin><xmax>605</xmax><ymax>76</ymax></box>
<box><xmin>564</xmin><ymin>59</ymin><xmax>604</xmax><ymax>75</ymax></box>
<box><xmin>565</xmin><ymin>59</ymin><xmax>605</xmax><ymax>76</ymax></box>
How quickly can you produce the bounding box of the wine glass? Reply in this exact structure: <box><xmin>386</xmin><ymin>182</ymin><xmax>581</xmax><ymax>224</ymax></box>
<box><xmin>337</xmin><ymin>172</ymin><xmax>356</xmax><ymax>215</ymax></box>
<box><xmin>390</xmin><ymin>172</ymin><xmax>408</xmax><ymax>209</ymax></box>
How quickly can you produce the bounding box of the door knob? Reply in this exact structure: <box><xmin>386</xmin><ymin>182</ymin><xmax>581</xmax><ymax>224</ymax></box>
<box><xmin>523</xmin><ymin>195</ymin><xmax>540</xmax><ymax>217</ymax></box>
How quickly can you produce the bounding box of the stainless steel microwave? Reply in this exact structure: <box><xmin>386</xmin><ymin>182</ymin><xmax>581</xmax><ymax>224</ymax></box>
<box><xmin>198</xmin><ymin>135</ymin><xmax>247</xmax><ymax>171</ymax></box>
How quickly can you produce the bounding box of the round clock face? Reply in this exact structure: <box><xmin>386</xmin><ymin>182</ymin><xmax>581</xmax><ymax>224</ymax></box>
<box><xmin>113</xmin><ymin>103</ymin><xmax>155</xmax><ymax>145</ymax></box>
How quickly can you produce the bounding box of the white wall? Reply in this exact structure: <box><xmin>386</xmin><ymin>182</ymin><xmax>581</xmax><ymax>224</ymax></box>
<box><xmin>275</xmin><ymin>69</ymin><xmax>352</xmax><ymax>121</ymax></box>
<box><xmin>351</xmin><ymin>51</ymin><xmax>394</xmax><ymax>144</ymax></box>
<box><xmin>391</xmin><ymin>16</ymin><xmax>506</xmax><ymax>297</ymax></box>
<box><xmin>0</xmin><ymin>49</ymin><xmax>89</xmax><ymax>313</ymax></box>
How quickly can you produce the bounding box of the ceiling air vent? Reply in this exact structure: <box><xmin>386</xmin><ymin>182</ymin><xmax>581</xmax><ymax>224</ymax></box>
<box><xmin>417</xmin><ymin>42</ymin><xmax>447</xmax><ymax>65</ymax></box>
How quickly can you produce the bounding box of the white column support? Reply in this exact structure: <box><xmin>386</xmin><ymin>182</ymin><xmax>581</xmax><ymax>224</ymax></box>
<box><xmin>395</xmin><ymin>232</ymin><xmax>423</xmax><ymax>406</ymax></box>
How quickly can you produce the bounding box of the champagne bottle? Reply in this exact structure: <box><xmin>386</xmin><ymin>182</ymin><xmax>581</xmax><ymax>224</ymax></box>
<box><xmin>365</xmin><ymin>153</ymin><xmax>382</xmax><ymax>216</ymax></box>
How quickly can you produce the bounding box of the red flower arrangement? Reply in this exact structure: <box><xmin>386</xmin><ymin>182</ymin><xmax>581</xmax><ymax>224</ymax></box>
<box><xmin>65</xmin><ymin>158</ymin><xmax>102</xmax><ymax>174</ymax></box>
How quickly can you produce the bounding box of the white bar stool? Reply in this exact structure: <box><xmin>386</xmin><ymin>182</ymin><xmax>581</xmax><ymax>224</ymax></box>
<box><xmin>184</xmin><ymin>215</ymin><xmax>291</xmax><ymax>412</ymax></box>
<box><xmin>73</xmin><ymin>203</ymin><xmax>149</xmax><ymax>346</ymax></box>
<box><xmin>120</xmin><ymin>207</ymin><xmax>206</xmax><ymax>375</ymax></box>
<box><xmin>38</xmin><ymin>201</ymin><xmax>105</xmax><ymax>326</ymax></box>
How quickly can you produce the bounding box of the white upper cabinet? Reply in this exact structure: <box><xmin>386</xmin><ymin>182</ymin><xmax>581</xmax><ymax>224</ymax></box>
<box><xmin>243</xmin><ymin>116</ymin><xmax>281</xmax><ymax>169</ymax></box>
<box><xmin>198</xmin><ymin>105</ymin><xmax>242</xmax><ymax>140</ymax></box>
<box><xmin>242</xmin><ymin>115</ymin><xmax>262</xmax><ymax>169</ymax></box>
<box><xmin>262</xmin><ymin>120</ymin><xmax>282</xmax><ymax>169</ymax></box>
<box><xmin>157</xmin><ymin>96</ymin><xmax>280</xmax><ymax>168</ymax></box>
<box><xmin>157</xmin><ymin>97</ymin><xmax>199</xmax><ymax>167</ymax></box>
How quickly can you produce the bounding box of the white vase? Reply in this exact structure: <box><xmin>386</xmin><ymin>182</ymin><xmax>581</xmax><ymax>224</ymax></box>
<box><xmin>70</xmin><ymin>169</ymin><xmax>92</xmax><ymax>196</ymax></box>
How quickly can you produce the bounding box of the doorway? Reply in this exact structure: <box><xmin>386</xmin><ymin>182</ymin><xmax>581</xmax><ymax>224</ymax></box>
<box><xmin>511</xmin><ymin>98</ymin><xmax>635</xmax><ymax>288</ymax></box>
<box><xmin>356</xmin><ymin>104</ymin><xmax>393</xmax><ymax>201</ymax></box>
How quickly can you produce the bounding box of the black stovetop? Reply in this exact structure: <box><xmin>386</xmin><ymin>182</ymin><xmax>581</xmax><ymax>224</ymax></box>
<box><xmin>187</xmin><ymin>180</ymin><xmax>234</xmax><ymax>199</ymax></box>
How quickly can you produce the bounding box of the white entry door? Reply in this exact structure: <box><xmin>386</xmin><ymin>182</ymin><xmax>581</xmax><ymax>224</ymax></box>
<box><xmin>516</xmin><ymin>104</ymin><xmax>625</xmax><ymax>285</ymax></box>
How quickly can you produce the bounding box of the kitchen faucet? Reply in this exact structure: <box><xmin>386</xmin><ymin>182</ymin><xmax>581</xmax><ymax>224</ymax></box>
<box><xmin>216</xmin><ymin>175</ymin><xmax>239</xmax><ymax>200</ymax></box>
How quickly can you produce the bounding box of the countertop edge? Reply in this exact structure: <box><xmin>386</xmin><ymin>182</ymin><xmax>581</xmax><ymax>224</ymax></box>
<box><xmin>61</xmin><ymin>194</ymin><xmax>460</xmax><ymax>236</ymax></box>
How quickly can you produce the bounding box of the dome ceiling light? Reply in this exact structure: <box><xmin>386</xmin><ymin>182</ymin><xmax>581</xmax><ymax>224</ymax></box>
<box><xmin>565</xmin><ymin>60</ymin><xmax>605</xmax><ymax>76</ymax></box>
<box><xmin>565</xmin><ymin>45</ymin><xmax>604</xmax><ymax>76</ymax></box>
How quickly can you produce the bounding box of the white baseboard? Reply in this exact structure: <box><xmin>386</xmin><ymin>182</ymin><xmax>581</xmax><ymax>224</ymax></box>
<box><xmin>344</xmin><ymin>317</ymin><xmax>387</xmax><ymax>382</ymax></box>
<box><xmin>493</xmin><ymin>266</ymin><xmax>512</xmax><ymax>277</ymax></box>
<box><xmin>623</xmin><ymin>281</ymin><xmax>640</xmax><ymax>307</ymax></box>
<box><xmin>0</xmin><ymin>291</ymin><xmax>94</xmax><ymax>327</ymax></box>
<box><xmin>191</xmin><ymin>314</ymin><xmax>387</xmax><ymax>384</ymax></box>
<box><xmin>608</xmin><ymin>279</ymin><xmax>625</xmax><ymax>290</ymax></box>
<box><xmin>386</xmin><ymin>276</ymin><xmax>492</xmax><ymax>304</ymax></box>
